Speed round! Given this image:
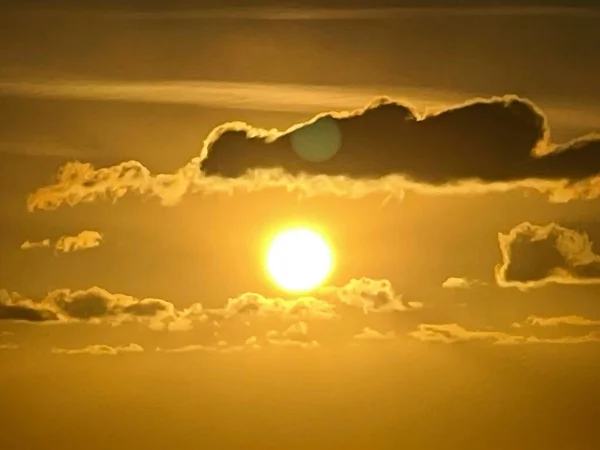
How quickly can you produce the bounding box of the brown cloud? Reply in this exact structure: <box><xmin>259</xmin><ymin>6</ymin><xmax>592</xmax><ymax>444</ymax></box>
<box><xmin>26</xmin><ymin>96</ymin><xmax>600</xmax><ymax>212</ymax></box>
<box><xmin>410</xmin><ymin>323</ymin><xmax>600</xmax><ymax>345</ymax></box>
<box><xmin>200</xmin><ymin>96</ymin><xmax>600</xmax><ymax>198</ymax></box>
<box><xmin>51</xmin><ymin>343</ymin><xmax>143</xmax><ymax>355</ymax></box>
<box><xmin>495</xmin><ymin>222</ymin><xmax>600</xmax><ymax>289</ymax></box>
<box><xmin>0</xmin><ymin>287</ymin><xmax>206</xmax><ymax>330</ymax></box>
<box><xmin>21</xmin><ymin>230</ymin><xmax>103</xmax><ymax>253</ymax></box>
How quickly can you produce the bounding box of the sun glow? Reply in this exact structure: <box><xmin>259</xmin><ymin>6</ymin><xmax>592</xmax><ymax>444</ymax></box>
<box><xmin>266</xmin><ymin>227</ymin><xmax>334</xmax><ymax>293</ymax></box>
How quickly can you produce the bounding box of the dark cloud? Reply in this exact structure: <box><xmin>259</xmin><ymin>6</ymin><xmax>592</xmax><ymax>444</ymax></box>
<box><xmin>26</xmin><ymin>95</ymin><xmax>600</xmax><ymax>212</ymax></box>
<box><xmin>201</xmin><ymin>95</ymin><xmax>600</xmax><ymax>187</ymax></box>
<box><xmin>495</xmin><ymin>222</ymin><xmax>600</xmax><ymax>288</ymax></box>
<box><xmin>0</xmin><ymin>287</ymin><xmax>205</xmax><ymax>329</ymax></box>
<box><xmin>0</xmin><ymin>291</ymin><xmax>58</xmax><ymax>322</ymax></box>
<box><xmin>0</xmin><ymin>303</ymin><xmax>57</xmax><ymax>322</ymax></box>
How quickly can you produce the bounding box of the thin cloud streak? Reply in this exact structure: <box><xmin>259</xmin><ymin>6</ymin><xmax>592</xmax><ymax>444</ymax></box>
<box><xmin>1</xmin><ymin>79</ymin><xmax>598</xmax><ymax>132</ymax></box>
<box><xmin>0</xmin><ymin>79</ymin><xmax>459</xmax><ymax>112</ymax></box>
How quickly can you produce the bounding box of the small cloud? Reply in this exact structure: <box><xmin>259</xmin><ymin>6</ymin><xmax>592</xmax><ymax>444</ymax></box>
<box><xmin>318</xmin><ymin>277</ymin><xmax>410</xmax><ymax>314</ymax></box>
<box><xmin>521</xmin><ymin>315</ymin><xmax>600</xmax><ymax>327</ymax></box>
<box><xmin>157</xmin><ymin>336</ymin><xmax>261</xmax><ymax>354</ymax></box>
<box><xmin>55</xmin><ymin>231</ymin><xmax>103</xmax><ymax>252</ymax></box>
<box><xmin>354</xmin><ymin>327</ymin><xmax>395</xmax><ymax>340</ymax></box>
<box><xmin>21</xmin><ymin>230</ymin><xmax>103</xmax><ymax>253</ymax></box>
<box><xmin>409</xmin><ymin>323</ymin><xmax>522</xmax><ymax>345</ymax></box>
<box><xmin>20</xmin><ymin>239</ymin><xmax>51</xmax><ymax>250</ymax></box>
<box><xmin>410</xmin><ymin>323</ymin><xmax>600</xmax><ymax>345</ymax></box>
<box><xmin>0</xmin><ymin>344</ymin><xmax>18</xmax><ymax>350</ymax></box>
<box><xmin>266</xmin><ymin>322</ymin><xmax>319</xmax><ymax>349</ymax></box>
<box><xmin>495</xmin><ymin>222</ymin><xmax>600</xmax><ymax>289</ymax></box>
<box><xmin>51</xmin><ymin>343</ymin><xmax>143</xmax><ymax>355</ymax></box>
<box><xmin>442</xmin><ymin>277</ymin><xmax>482</xmax><ymax>289</ymax></box>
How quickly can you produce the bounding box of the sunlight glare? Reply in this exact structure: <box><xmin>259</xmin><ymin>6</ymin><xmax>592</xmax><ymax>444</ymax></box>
<box><xmin>266</xmin><ymin>227</ymin><xmax>334</xmax><ymax>293</ymax></box>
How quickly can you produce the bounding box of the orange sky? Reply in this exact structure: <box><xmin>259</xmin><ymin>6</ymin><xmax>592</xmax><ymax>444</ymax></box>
<box><xmin>1</xmin><ymin>1</ymin><xmax>600</xmax><ymax>449</ymax></box>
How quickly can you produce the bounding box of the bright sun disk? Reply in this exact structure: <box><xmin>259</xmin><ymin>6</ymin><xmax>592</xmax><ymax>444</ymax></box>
<box><xmin>266</xmin><ymin>227</ymin><xmax>333</xmax><ymax>293</ymax></box>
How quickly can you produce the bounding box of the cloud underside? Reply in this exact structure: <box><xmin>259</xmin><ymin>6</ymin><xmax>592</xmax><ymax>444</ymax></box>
<box><xmin>0</xmin><ymin>277</ymin><xmax>415</xmax><ymax>329</ymax></box>
<box><xmin>496</xmin><ymin>222</ymin><xmax>600</xmax><ymax>288</ymax></box>
<box><xmin>27</xmin><ymin>95</ymin><xmax>600</xmax><ymax>212</ymax></box>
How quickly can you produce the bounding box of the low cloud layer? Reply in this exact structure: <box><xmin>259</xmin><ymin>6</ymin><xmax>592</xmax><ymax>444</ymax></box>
<box><xmin>51</xmin><ymin>343</ymin><xmax>143</xmax><ymax>356</ymax></box>
<box><xmin>516</xmin><ymin>315</ymin><xmax>600</xmax><ymax>327</ymax></box>
<box><xmin>410</xmin><ymin>323</ymin><xmax>600</xmax><ymax>345</ymax></box>
<box><xmin>0</xmin><ymin>278</ymin><xmax>419</xmax><ymax>330</ymax></box>
<box><xmin>265</xmin><ymin>321</ymin><xmax>320</xmax><ymax>349</ymax></box>
<box><xmin>21</xmin><ymin>230</ymin><xmax>102</xmax><ymax>253</ymax></box>
<box><xmin>0</xmin><ymin>287</ymin><xmax>205</xmax><ymax>330</ymax></box>
<box><xmin>496</xmin><ymin>222</ymin><xmax>600</xmax><ymax>288</ymax></box>
<box><xmin>26</xmin><ymin>95</ymin><xmax>600</xmax><ymax>212</ymax></box>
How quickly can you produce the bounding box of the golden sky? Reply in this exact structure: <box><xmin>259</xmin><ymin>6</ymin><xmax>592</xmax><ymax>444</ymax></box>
<box><xmin>1</xmin><ymin>1</ymin><xmax>600</xmax><ymax>449</ymax></box>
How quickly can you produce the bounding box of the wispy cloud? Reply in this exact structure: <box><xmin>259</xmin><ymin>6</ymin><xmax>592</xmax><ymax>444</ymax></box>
<box><xmin>0</xmin><ymin>79</ymin><xmax>458</xmax><ymax>113</ymax></box>
<box><xmin>1</xmin><ymin>78</ymin><xmax>598</xmax><ymax>133</ymax></box>
<box><xmin>51</xmin><ymin>343</ymin><xmax>143</xmax><ymax>356</ymax></box>
<box><xmin>21</xmin><ymin>231</ymin><xmax>103</xmax><ymax>253</ymax></box>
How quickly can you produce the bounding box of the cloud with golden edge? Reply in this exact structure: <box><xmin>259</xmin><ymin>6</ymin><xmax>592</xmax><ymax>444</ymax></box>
<box><xmin>21</xmin><ymin>230</ymin><xmax>103</xmax><ymax>253</ymax></box>
<box><xmin>441</xmin><ymin>277</ymin><xmax>484</xmax><ymax>289</ymax></box>
<box><xmin>496</xmin><ymin>222</ymin><xmax>600</xmax><ymax>289</ymax></box>
<box><xmin>26</xmin><ymin>96</ymin><xmax>600</xmax><ymax>213</ymax></box>
<box><xmin>0</xmin><ymin>287</ymin><xmax>206</xmax><ymax>330</ymax></box>
<box><xmin>51</xmin><ymin>343</ymin><xmax>143</xmax><ymax>356</ymax></box>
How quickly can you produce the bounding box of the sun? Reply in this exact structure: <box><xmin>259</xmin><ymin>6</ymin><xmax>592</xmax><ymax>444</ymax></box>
<box><xmin>265</xmin><ymin>227</ymin><xmax>334</xmax><ymax>293</ymax></box>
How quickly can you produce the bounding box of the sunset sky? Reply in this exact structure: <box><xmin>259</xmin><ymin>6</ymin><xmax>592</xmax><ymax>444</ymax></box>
<box><xmin>1</xmin><ymin>1</ymin><xmax>600</xmax><ymax>449</ymax></box>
